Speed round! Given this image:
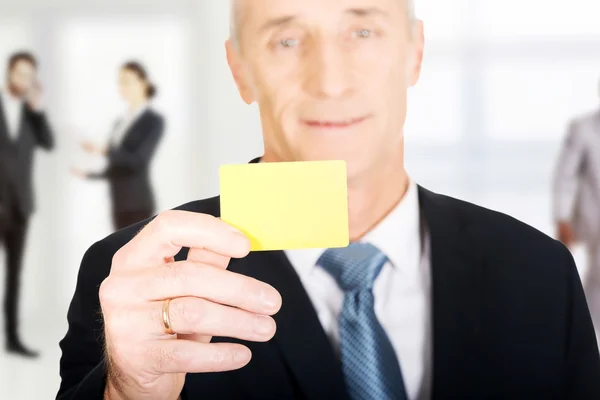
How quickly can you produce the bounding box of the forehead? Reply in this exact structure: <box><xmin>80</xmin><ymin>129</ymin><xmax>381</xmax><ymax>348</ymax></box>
<box><xmin>239</xmin><ymin>0</ymin><xmax>405</xmax><ymax>29</ymax></box>
<box><xmin>120</xmin><ymin>69</ymin><xmax>139</xmax><ymax>79</ymax></box>
<box><xmin>12</xmin><ymin>60</ymin><xmax>35</xmax><ymax>73</ymax></box>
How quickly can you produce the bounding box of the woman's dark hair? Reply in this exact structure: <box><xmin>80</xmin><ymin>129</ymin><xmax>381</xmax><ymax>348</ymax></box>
<box><xmin>121</xmin><ymin>61</ymin><xmax>157</xmax><ymax>99</ymax></box>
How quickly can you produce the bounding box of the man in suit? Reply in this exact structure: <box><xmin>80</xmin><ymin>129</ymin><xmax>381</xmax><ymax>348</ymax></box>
<box><xmin>0</xmin><ymin>51</ymin><xmax>54</xmax><ymax>357</ymax></box>
<box><xmin>554</xmin><ymin>79</ymin><xmax>600</xmax><ymax>339</ymax></box>
<box><xmin>57</xmin><ymin>0</ymin><xmax>600</xmax><ymax>399</ymax></box>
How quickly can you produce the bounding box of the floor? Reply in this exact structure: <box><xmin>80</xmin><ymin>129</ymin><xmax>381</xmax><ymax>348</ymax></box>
<box><xmin>0</xmin><ymin>311</ymin><xmax>65</xmax><ymax>400</ymax></box>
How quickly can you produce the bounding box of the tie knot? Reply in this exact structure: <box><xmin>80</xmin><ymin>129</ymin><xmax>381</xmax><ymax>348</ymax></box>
<box><xmin>318</xmin><ymin>242</ymin><xmax>388</xmax><ymax>292</ymax></box>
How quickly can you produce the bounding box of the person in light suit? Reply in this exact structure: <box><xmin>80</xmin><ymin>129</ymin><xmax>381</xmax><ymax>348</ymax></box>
<box><xmin>554</xmin><ymin>79</ymin><xmax>600</xmax><ymax>337</ymax></box>
<box><xmin>72</xmin><ymin>61</ymin><xmax>165</xmax><ymax>230</ymax></box>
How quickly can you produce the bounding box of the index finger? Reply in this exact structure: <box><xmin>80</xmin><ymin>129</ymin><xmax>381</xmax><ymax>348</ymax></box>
<box><xmin>115</xmin><ymin>210</ymin><xmax>250</xmax><ymax>269</ymax></box>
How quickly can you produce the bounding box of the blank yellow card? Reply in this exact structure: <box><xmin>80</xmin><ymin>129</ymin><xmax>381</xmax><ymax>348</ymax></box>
<box><xmin>220</xmin><ymin>161</ymin><xmax>350</xmax><ymax>251</ymax></box>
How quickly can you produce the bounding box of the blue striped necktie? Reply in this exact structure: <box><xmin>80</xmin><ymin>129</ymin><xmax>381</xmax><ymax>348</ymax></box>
<box><xmin>318</xmin><ymin>243</ymin><xmax>408</xmax><ymax>400</ymax></box>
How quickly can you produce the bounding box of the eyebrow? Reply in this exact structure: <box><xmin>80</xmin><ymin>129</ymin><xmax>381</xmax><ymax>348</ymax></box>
<box><xmin>258</xmin><ymin>7</ymin><xmax>388</xmax><ymax>34</ymax></box>
<box><xmin>345</xmin><ymin>7</ymin><xmax>388</xmax><ymax>18</ymax></box>
<box><xmin>259</xmin><ymin>15</ymin><xmax>297</xmax><ymax>34</ymax></box>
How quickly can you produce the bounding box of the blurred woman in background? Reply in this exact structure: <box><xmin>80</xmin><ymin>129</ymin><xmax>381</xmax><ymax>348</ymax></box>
<box><xmin>72</xmin><ymin>61</ymin><xmax>165</xmax><ymax>230</ymax></box>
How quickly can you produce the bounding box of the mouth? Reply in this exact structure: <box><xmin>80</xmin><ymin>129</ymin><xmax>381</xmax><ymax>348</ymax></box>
<box><xmin>301</xmin><ymin>115</ymin><xmax>371</xmax><ymax>129</ymax></box>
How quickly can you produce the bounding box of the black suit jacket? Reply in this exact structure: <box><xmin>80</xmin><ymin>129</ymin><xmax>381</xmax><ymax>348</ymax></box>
<box><xmin>89</xmin><ymin>109</ymin><xmax>164</xmax><ymax>213</ymax></box>
<box><xmin>57</xmin><ymin>186</ymin><xmax>600</xmax><ymax>399</ymax></box>
<box><xmin>0</xmin><ymin>96</ymin><xmax>54</xmax><ymax>217</ymax></box>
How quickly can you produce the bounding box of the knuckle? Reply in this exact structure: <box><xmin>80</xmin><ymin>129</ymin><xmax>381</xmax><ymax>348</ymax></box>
<box><xmin>198</xmin><ymin>213</ymin><xmax>218</xmax><ymax>228</ymax></box>
<box><xmin>149</xmin><ymin>213</ymin><xmax>169</xmax><ymax>237</ymax></box>
<box><xmin>147</xmin><ymin>345</ymin><xmax>176</xmax><ymax>372</ymax></box>
<box><xmin>111</xmin><ymin>248</ymin><xmax>125</xmax><ymax>270</ymax></box>
<box><xmin>174</xmin><ymin>261</ymin><xmax>195</xmax><ymax>281</ymax></box>
<box><xmin>99</xmin><ymin>277</ymin><xmax>119</xmax><ymax>307</ymax></box>
<box><xmin>103</xmin><ymin>307</ymin><xmax>132</xmax><ymax>339</ymax></box>
<box><xmin>148</xmin><ymin>302</ymin><xmax>163</xmax><ymax>328</ymax></box>
<box><xmin>238</xmin><ymin>312</ymin><xmax>258</xmax><ymax>337</ymax></box>
<box><xmin>154</xmin><ymin>210</ymin><xmax>177</xmax><ymax>231</ymax></box>
<box><xmin>159</xmin><ymin>261</ymin><xmax>195</xmax><ymax>289</ymax></box>
<box><xmin>237</xmin><ymin>276</ymin><xmax>260</xmax><ymax>307</ymax></box>
<box><xmin>211</xmin><ymin>348</ymin><xmax>235</xmax><ymax>368</ymax></box>
<box><xmin>172</xmin><ymin>298</ymin><xmax>204</xmax><ymax>329</ymax></box>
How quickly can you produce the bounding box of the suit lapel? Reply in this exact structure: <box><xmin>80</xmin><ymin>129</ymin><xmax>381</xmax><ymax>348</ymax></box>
<box><xmin>16</xmin><ymin>103</ymin><xmax>28</xmax><ymax>140</ymax></box>
<box><xmin>115</xmin><ymin>109</ymin><xmax>150</xmax><ymax>148</ymax></box>
<box><xmin>202</xmin><ymin>168</ymin><xmax>483</xmax><ymax>399</ymax></box>
<box><xmin>194</xmin><ymin>189</ymin><xmax>347</xmax><ymax>399</ymax></box>
<box><xmin>231</xmin><ymin>250</ymin><xmax>349</xmax><ymax>400</ymax></box>
<box><xmin>418</xmin><ymin>186</ymin><xmax>484</xmax><ymax>399</ymax></box>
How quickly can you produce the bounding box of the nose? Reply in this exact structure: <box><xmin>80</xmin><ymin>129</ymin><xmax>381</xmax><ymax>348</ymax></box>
<box><xmin>304</xmin><ymin>38</ymin><xmax>353</xmax><ymax>99</ymax></box>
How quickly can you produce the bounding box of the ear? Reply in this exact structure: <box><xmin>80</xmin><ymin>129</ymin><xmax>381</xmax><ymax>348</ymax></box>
<box><xmin>225</xmin><ymin>39</ymin><xmax>255</xmax><ymax>104</ymax></box>
<box><xmin>407</xmin><ymin>20</ymin><xmax>425</xmax><ymax>87</ymax></box>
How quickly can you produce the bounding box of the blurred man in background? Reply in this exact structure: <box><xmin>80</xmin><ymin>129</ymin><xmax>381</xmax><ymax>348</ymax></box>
<box><xmin>0</xmin><ymin>51</ymin><xmax>54</xmax><ymax>357</ymax></box>
<box><xmin>554</xmin><ymin>78</ymin><xmax>600</xmax><ymax>339</ymax></box>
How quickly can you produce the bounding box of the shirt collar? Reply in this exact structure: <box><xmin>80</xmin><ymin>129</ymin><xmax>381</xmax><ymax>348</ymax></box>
<box><xmin>286</xmin><ymin>180</ymin><xmax>421</xmax><ymax>279</ymax></box>
<box><xmin>361</xmin><ymin>179</ymin><xmax>420</xmax><ymax>274</ymax></box>
<box><xmin>0</xmin><ymin>88</ymin><xmax>23</xmax><ymax>105</ymax></box>
<box><xmin>126</xmin><ymin>102</ymin><xmax>149</xmax><ymax>119</ymax></box>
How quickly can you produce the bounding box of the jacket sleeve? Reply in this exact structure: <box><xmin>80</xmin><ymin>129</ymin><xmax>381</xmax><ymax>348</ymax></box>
<box><xmin>553</xmin><ymin>120</ymin><xmax>586</xmax><ymax>222</ymax></box>
<box><xmin>106</xmin><ymin>116</ymin><xmax>165</xmax><ymax>174</ymax></box>
<box><xmin>57</xmin><ymin>240</ymin><xmax>113</xmax><ymax>399</ymax></box>
<box><xmin>27</xmin><ymin>108</ymin><xmax>55</xmax><ymax>150</ymax></box>
<box><xmin>562</xmin><ymin>245</ymin><xmax>600</xmax><ymax>398</ymax></box>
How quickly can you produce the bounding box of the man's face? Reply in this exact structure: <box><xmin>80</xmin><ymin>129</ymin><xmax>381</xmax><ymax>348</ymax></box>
<box><xmin>7</xmin><ymin>60</ymin><xmax>36</xmax><ymax>98</ymax></box>
<box><xmin>227</xmin><ymin>0</ymin><xmax>424</xmax><ymax>179</ymax></box>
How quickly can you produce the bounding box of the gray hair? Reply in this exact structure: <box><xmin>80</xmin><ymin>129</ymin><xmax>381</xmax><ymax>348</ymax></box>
<box><xmin>229</xmin><ymin>0</ymin><xmax>416</xmax><ymax>46</ymax></box>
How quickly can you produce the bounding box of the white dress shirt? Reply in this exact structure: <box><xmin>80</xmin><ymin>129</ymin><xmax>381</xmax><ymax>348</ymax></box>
<box><xmin>110</xmin><ymin>103</ymin><xmax>149</xmax><ymax>147</ymax></box>
<box><xmin>285</xmin><ymin>181</ymin><xmax>432</xmax><ymax>400</ymax></box>
<box><xmin>0</xmin><ymin>89</ymin><xmax>24</xmax><ymax>140</ymax></box>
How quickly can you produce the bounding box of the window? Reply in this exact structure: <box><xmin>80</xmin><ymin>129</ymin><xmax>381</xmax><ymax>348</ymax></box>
<box><xmin>406</xmin><ymin>0</ymin><xmax>600</xmax><ymax>234</ymax></box>
<box><xmin>475</xmin><ymin>0</ymin><xmax>600</xmax><ymax>39</ymax></box>
<box><xmin>482</xmin><ymin>61</ymin><xmax>600</xmax><ymax>140</ymax></box>
<box><xmin>405</xmin><ymin>60</ymin><xmax>463</xmax><ymax>144</ymax></box>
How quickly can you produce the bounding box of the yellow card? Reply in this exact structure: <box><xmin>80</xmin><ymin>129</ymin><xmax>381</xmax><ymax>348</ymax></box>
<box><xmin>220</xmin><ymin>160</ymin><xmax>349</xmax><ymax>251</ymax></box>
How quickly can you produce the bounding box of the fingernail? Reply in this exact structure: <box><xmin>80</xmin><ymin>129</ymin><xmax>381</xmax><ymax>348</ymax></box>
<box><xmin>234</xmin><ymin>347</ymin><xmax>252</xmax><ymax>364</ymax></box>
<box><xmin>253</xmin><ymin>315</ymin><xmax>275</xmax><ymax>336</ymax></box>
<box><xmin>224</xmin><ymin>223</ymin><xmax>243</xmax><ymax>234</ymax></box>
<box><xmin>260</xmin><ymin>289</ymin><xmax>282</xmax><ymax>313</ymax></box>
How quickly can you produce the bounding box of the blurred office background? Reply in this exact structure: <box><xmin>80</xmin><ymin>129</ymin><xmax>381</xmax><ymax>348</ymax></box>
<box><xmin>0</xmin><ymin>0</ymin><xmax>599</xmax><ymax>398</ymax></box>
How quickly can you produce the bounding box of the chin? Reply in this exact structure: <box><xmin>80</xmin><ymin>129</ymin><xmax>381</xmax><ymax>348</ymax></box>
<box><xmin>11</xmin><ymin>87</ymin><xmax>26</xmax><ymax>98</ymax></box>
<box><xmin>296</xmin><ymin>145</ymin><xmax>370</xmax><ymax>174</ymax></box>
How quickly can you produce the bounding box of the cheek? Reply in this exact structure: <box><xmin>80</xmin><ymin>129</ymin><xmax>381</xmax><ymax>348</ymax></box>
<box><xmin>254</xmin><ymin>71</ymin><xmax>299</xmax><ymax>125</ymax></box>
<box><xmin>360</xmin><ymin>54</ymin><xmax>409</xmax><ymax>136</ymax></box>
<box><xmin>13</xmin><ymin>75</ymin><xmax>25</xmax><ymax>86</ymax></box>
<box><xmin>121</xmin><ymin>87</ymin><xmax>133</xmax><ymax>99</ymax></box>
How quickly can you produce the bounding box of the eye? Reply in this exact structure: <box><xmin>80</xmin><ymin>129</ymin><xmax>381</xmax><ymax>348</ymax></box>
<box><xmin>278</xmin><ymin>38</ymin><xmax>299</xmax><ymax>48</ymax></box>
<box><xmin>353</xmin><ymin>29</ymin><xmax>373</xmax><ymax>39</ymax></box>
